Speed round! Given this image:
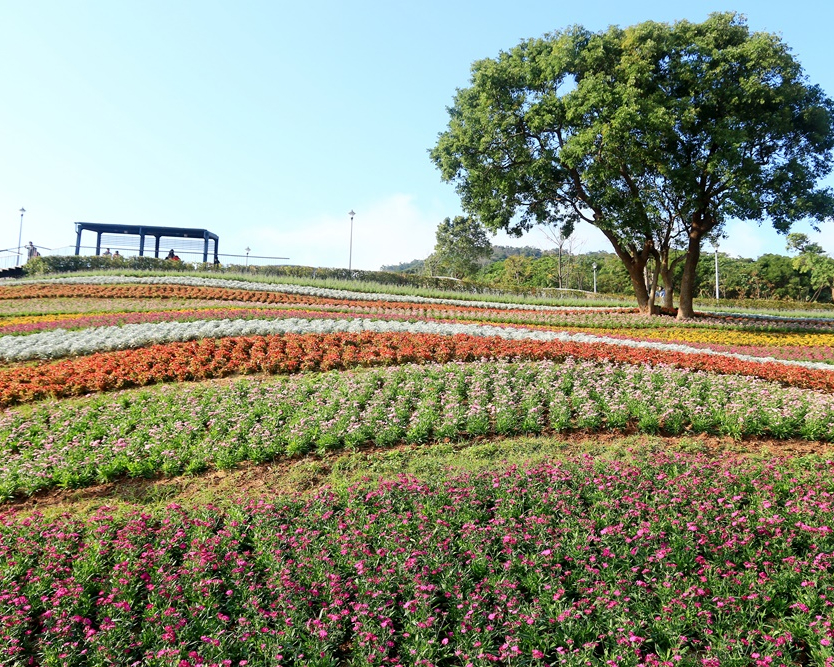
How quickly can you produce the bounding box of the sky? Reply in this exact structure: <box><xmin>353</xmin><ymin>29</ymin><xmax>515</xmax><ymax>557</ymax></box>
<box><xmin>2</xmin><ymin>0</ymin><xmax>834</xmax><ymax>270</ymax></box>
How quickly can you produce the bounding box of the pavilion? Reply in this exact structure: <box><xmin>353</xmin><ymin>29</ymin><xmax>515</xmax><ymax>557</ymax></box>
<box><xmin>74</xmin><ymin>222</ymin><xmax>219</xmax><ymax>263</ymax></box>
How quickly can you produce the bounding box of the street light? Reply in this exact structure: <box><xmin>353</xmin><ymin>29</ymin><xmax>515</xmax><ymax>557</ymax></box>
<box><xmin>245</xmin><ymin>247</ymin><xmax>251</xmax><ymax>268</ymax></box>
<box><xmin>16</xmin><ymin>208</ymin><xmax>25</xmax><ymax>267</ymax></box>
<box><xmin>592</xmin><ymin>262</ymin><xmax>598</xmax><ymax>293</ymax></box>
<box><xmin>348</xmin><ymin>210</ymin><xmax>355</xmax><ymax>273</ymax></box>
<box><xmin>714</xmin><ymin>242</ymin><xmax>720</xmax><ymax>301</ymax></box>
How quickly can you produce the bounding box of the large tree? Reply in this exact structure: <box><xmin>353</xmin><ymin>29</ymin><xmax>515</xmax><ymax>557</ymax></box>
<box><xmin>431</xmin><ymin>12</ymin><xmax>834</xmax><ymax>317</ymax></box>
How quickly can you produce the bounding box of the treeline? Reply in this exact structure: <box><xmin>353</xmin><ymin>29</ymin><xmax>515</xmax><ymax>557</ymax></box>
<box><xmin>385</xmin><ymin>247</ymin><xmax>832</xmax><ymax>303</ymax></box>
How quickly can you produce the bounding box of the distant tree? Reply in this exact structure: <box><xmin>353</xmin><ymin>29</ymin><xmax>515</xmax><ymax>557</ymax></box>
<box><xmin>787</xmin><ymin>233</ymin><xmax>834</xmax><ymax>301</ymax></box>
<box><xmin>595</xmin><ymin>254</ymin><xmax>635</xmax><ymax>296</ymax></box>
<box><xmin>431</xmin><ymin>216</ymin><xmax>492</xmax><ymax>279</ymax></box>
<box><xmin>527</xmin><ymin>255</ymin><xmax>560</xmax><ymax>288</ymax></box>
<box><xmin>752</xmin><ymin>254</ymin><xmax>805</xmax><ymax>300</ymax></box>
<box><xmin>541</xmin><ymin>224</ymin><xmax>584</xmax><ymax>289</ymax></box>
<box><xmin>494</xmin><ymin>255</ymin><xmax>535</xmax><ymax>289</ymax></box>
<box><xmin>431</xmin><ymin>12</ymin><xmax>834</xmax><ymax>317</ymax></box>
<box><xmin>423</xmin><ymin>253</ymin><xmax>441</xmax><ymax>277</ymax></box>
<box><xmin>786</xmin><ymin>233</ymin><xmax>825</xmax><ymax>257</ymax></box>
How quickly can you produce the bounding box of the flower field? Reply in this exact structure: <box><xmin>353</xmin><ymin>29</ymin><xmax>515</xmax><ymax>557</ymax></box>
<box><xmin>5</xmin><ymin>358</ymin><xmax>834</xmax><ymax>498</ymax></box>
<box><xmin>2</xmin><ymin>455</ymin><xmax>834</xmax><ymax>666</ymax></box>
<box><xmin>1</xmin><ymin>273</ymin><xmax>834</xmax><ymax>666</ymax></box>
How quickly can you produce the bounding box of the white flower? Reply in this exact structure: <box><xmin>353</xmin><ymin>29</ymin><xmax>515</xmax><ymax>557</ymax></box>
<box><xmin>2</xmin><ymin>314</ymin><xmax>834</xmax><ymax>373</ymax></box>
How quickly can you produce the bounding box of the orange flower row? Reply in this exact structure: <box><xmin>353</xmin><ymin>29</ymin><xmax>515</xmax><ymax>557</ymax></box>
<box><xmin>1</xmin><ymin>331</ymin><xmax>831</xmax><ymax>407</ymax></box>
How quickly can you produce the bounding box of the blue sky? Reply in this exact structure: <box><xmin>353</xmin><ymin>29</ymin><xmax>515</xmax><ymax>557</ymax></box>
<box><xmin>2</xmin><ymin>0</ymin><xmax>833</xmax><ymax>269</ymax></box>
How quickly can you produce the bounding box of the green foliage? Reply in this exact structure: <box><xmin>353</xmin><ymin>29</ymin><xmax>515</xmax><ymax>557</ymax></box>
<box><xmin>230</xmin><ymin>262</ymin><xmax>471</xmax><ymax>291</ymax></box>
<box><xmin>692</xmin><ymin>253</ymin><xmax>813</xmax><ymax>301</ymax></box>
<box><xmin>592</xmin><ymin>254</ymin><xmax>635</xmax><ymax>295</ymax></box>
<box><xmin>24</xmin><ymin>257</ymin><xmax>484</xmax><ymax>294</ymax></box>
<box><xmin>5</xmin><ymin>360</ymin><xmax>834</xmax><ymax>498</ymax></box>
<box><xmin>785</xmin><ymin>232</ymin><xmax>834</xmax><ymax>301</ymax></box>
<box><xmin>429</xmin><ymin>216</ymin><xmax>492</xmax><ymax>279</ymax></box>
<box><xmin>24</xmin><ymin>255</ymin><xmax>207</xmax><ymax>275</ymax></box>
<box><xmin>490</xmin><ymin>255</ymin><xmax>534</xmax><ymax>289</ymax></box>
<box><xmin>489</xmin><ymin>245</ymin><xmax>544</xmax><ymax>261</ymax></box>
<box><xmin>786</xmin><ymin>233</ymin><xmax>825</xmax><ymax>256</ymax></box>
<box><xmin>379</xmin><ymin>258</ymin><xmax>425</xmax><ymax>274</ymax></box>
<box><xmin>27</xmin><ymin>249</ymin><xmax>832</xmax><ymax>306</ymax></box>
<box><xmin>477</xmin><ymin>250</ymin><xmax>631</xmax><ymax>294</ymax></box>
<box><xmin>792</xmin><ymin>252</ymin><xmax>834</xmax><ymax>302</ymax></box>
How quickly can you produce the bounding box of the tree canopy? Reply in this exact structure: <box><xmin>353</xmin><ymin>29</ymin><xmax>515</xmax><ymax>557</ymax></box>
<box><xmin>431</xmin><ymin>12</ymin><xmax>834</xmax><ymax>317</ymax></box>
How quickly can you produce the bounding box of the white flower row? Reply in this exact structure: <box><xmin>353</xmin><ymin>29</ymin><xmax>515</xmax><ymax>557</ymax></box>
<box><xmin>14</xmin><ymin>275</ymin><xmax>623</xmax><ymax>313</ymax></box>
<box><xmin>17</xmin><ymin>275</ymin><xmax>834</xmax><ymax>323</ymax></box>
<box><xmin>2</xmin><ymin>315</ymin><xmax>833</xmax><ymax>373</ymax></box>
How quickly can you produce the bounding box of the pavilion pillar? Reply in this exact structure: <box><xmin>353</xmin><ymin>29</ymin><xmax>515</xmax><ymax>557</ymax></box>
<box><xmin>95</xmin><ymin>232</ymin><xmax>102</xmax><ymax>256</ymax></box>
<box><xmin>154</xmin><ymin>235</ymin><xmax>160</xmax><ymax>258</ymax></box>
<box><xmin>139</xmin><ymin>229</ymin><xmax>145</xmax><ymax>257</ymax></box>
<box><xmin>75</xmin><ymin>225</ymin><xmax>82</xmax><ymax>255</ymax></box>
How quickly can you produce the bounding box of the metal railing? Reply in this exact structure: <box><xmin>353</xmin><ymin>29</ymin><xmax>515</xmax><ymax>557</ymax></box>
<box><xmin>0</xmin><ymin>253</ymin><xmax>22</xmax><ymax>270</ymax></box>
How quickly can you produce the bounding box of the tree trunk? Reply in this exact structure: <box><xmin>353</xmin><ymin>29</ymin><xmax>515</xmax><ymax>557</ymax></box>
<box><xmin>677</xmin><ymin>235</ymin><xmax>702</xmax><ymax>320</ymax></box>
<box><xmin>658</xmin><ymin>247</ymin><xmax>685</xmax><ymax>311</ymax></box>
<box><xmin>647</xmin><ymin>258</ymin><xmax>661</xmax><ymax>314</ymax></box>
<box><xmin>660</xmin><ymin>267</ymin><xmax>675</xmax><ymax>309</ymax></box>
<box><xmin>812</xmin><ymin>284</ymin><xmax>824</xmax><ymax>302</ymax></box>
<box><xmin>625</xmin><ymin>261</ymin><xmax>653</xmax><ymax>313</ymax></box>
<box><xmin>601</xmin><ymin>230</ymin><xmax>654</xmax><ymax>314</ymax></box>
<box><xmin>557</xmin><ymin>247</ymin><xmax>563</xmax><ymax>289</ymax></box>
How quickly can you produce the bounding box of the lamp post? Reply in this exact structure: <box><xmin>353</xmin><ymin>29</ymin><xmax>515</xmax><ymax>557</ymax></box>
<box><xmin>714</xmin><ymin>242</ymin><xmax>720</xmax><ymax>301</ymax></box>
<box><xmin>16</xmin><ymin>208</ymin><xmax>25</xmax><ymax>267</ymax></box>
<box><xmin>592</xmin><ymin>262</ymin><xmax>598</xmax><ymax>293</ymax></box>
<box><xmin>245</xmin><ymin>247</ymin><xmax>250</xmax><ymax>268</ymax></box>
<box><xmin>348</xmin><ymin>210</ymin><xmax>355</xmax><ymax>273</ymax></box>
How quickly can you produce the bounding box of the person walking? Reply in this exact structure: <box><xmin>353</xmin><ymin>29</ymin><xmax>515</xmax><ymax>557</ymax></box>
<box><xmin>103</xmin><ymin>248</ymin><xmax>112</xmax><ymax>257</ymax></box>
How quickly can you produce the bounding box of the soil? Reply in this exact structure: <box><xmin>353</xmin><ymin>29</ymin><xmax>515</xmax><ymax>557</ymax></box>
<box><xmin>4</xmin><ymin>432</ymin><xmax>831</xmax><ymax>516</ymax></box>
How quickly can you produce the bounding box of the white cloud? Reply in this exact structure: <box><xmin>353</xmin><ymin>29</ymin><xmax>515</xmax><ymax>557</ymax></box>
<box><xmin>250</xmin><ymin>200</ymin><xmax>626</xmax><ymax>270</ymax></box>
<box><xmin>248</xmin><ymin>200</ymin><xmax>629</xmax><ymax>270</ymax></box>
<box><xmin>250</xmin><ymin>194</ymin><xmax>440</xmax><ymax>270</ymax></box>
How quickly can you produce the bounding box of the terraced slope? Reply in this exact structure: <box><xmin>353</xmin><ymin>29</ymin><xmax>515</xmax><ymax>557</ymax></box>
<box><xmin>1</xmin><ymin>274</ymin><xmax>833</xmax><ymax>666</ymax></box>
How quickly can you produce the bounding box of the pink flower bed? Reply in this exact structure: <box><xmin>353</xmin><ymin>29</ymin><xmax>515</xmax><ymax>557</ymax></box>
<box><xmin>1</xmin><ymin>453</ymin><xmax>832</xmax><ymax>665</ymax></box>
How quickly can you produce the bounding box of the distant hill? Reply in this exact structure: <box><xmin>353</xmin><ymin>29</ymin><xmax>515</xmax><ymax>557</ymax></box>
<box><xmin>382</xmin><ymin>246</ymin><xmax>547</xmax><ymax>274</ymax></box>
<box><xmin>490</xmin><ymin>246</ymin><xmax>546</xmax><ymax>260</ymax></box>
<box><xmin>380</xmin><ymin>258</ymin><xmax>425</xmax><ymax>274</ymax></box>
